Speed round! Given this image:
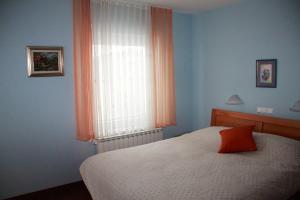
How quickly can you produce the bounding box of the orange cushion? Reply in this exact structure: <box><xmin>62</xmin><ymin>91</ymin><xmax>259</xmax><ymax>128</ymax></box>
<box><xmin>218</xmin><ymin>126</ymin><xmax>257</xmax><ymax>153</ymax></box>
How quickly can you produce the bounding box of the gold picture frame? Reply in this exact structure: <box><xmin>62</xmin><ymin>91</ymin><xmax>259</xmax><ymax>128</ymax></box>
<box><xmin>26</xmin><ymin>46</ymin><xmax>64</xmax><ymax>77</ymax></box>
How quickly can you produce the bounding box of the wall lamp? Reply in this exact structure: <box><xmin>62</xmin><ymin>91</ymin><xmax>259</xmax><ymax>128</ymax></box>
<box><xmin>226</xmin><ymin>94</ymin><xmax>243</xmax><ymax>105</ymax></box>
<box><xmin>290</xmin><ymin>100</ymin><xmax>300</xmax><ymax>112</ymax></box>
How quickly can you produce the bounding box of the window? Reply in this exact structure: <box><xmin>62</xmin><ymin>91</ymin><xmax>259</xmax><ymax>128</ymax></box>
<box><xmin>91</xmin><ymin>1</ymin><xmax>154</xmax><ymax>138</ymax></box>
<box><xmin>73</xmin><ymin>0</ymin><xmax>175</xmax><ymax>141</ymax></box>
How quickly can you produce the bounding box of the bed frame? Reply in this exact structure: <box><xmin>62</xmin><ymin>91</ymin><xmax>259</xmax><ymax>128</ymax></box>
<box><xmin>211</xmin><ymin>108</ymin><xmax>300</xmax><ymax>141</ymax></box>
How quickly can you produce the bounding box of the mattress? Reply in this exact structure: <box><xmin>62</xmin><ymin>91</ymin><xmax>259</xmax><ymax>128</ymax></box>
<box><xmin>80</xmin><ymin>126</ymin><xmax>300</xmax><ymax>200</ymax></box>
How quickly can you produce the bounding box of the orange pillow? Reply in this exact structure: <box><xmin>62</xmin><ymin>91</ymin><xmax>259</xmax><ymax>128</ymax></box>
<box><xmin>218</xmin><ymin>126</ymin><xmax>257</xmax><ymax>153</ymax></box>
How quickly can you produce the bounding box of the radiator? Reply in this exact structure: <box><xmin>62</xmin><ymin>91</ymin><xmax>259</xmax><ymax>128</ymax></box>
<box><xmin>96</xmin><ymin>129</ymin><xmax>163</xmax><ymax>153</ymax></box>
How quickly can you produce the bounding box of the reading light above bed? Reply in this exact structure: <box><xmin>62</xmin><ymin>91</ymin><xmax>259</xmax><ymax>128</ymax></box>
<box><xmin>226</xmin><ymin>94</ymin><xmax>243</xmax><ymax>105</ymax></box>
<box><xmin>290</xmin><ymin>100</ymin><xmax>300</xmax><ymax>112</ymax></box>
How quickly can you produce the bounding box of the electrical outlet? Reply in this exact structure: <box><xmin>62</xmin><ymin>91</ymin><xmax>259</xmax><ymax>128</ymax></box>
<box><xmin>257</xmin><ymin>107</ymin><xmax>273</xmax><ymax>114</ymax></box>
<box><xmin>257</xmin><ymin>107</ymin><xmax>262</xmax><ymax>113</ymax></box>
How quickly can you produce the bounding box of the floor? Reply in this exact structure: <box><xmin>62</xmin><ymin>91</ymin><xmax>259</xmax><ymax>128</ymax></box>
<box><xmin>5</xmin><ymin>181</ymin><xmax>92</xmax><ymax>200</ymax></box>
<box><xmin>5</xmin><ymin>181</ymin><xmax>300</xmax><ymax>200</ymax></box>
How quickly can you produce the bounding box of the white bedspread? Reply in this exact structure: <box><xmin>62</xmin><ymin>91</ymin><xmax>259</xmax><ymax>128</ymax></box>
<box><xmin>80</xmin><ymin>126</ymin><xmax>300</xmax><ymax>200</ymax></box>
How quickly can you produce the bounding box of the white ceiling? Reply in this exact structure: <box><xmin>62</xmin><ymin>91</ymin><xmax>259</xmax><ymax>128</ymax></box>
<box><xmin>132</xmin><ymin>0</ymin><xmax>241</xmax><ymax>13</ymax></box>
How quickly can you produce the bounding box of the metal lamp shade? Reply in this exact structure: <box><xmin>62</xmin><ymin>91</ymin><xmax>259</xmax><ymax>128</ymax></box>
<box><xmin>226</xmin><ymin>94</ymin><xmax>243</xmax><ymax>105</ymax></box>
<box><xmin>290</xmin><ymin>100</ymin><xmax>300</xmax><ymax>112</ymax></box>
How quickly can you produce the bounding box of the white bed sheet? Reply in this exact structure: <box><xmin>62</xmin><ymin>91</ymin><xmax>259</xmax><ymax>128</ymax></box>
<box><xmin>80</xmin><ymin>126</ymin><xmax>300</xmax><ymax>200</ymax></box>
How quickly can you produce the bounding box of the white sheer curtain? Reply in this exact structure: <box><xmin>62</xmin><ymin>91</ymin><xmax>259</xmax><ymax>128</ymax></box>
<box><xmin>91</xmin><ymin>0</ymin><xmax>154</xmax><ymax>139</ymax></box>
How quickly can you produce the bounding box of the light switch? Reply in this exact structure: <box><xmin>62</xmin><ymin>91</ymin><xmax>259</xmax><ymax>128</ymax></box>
<box><xmin>266</xmin><ymin>108</ymin><xmax>273</xmax><ymax>114</ymax></box>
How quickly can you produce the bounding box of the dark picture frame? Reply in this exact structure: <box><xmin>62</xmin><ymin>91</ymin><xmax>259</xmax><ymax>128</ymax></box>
<box><xmin>256</xmin><ymin>59</ymin><xmax>277</xmax><ymax>88</ymax></box>
<box><xmin>26</xmin><ymin>46</ymin><xmax>64</xmax><ymax>77</ymax></box>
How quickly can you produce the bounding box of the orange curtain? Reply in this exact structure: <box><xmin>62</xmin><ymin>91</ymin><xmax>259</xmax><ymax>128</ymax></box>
<box><xmin>73</xmin><ymin>0</ymin><xmax>94</xmax><ymax>140</ymax></box>
<box><xmin>151</xmin><ymin>7</ymin><xmax>176</xmax><ymax>127</ymax></box>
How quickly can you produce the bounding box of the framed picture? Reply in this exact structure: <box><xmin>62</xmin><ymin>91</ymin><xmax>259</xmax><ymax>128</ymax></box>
<box><xmin>256</xmin><ymin>59</ymin><xmax>277</xmax><ymax>88</ymax></box>
<box><xmin>26</xmin><ymin>46</ymin><xmax>64</xmax><ymax>77</ymax></box>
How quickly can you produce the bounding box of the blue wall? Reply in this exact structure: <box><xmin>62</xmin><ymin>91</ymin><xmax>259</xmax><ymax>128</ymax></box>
<box><xmin>0</xmin><ymin>0</ymin><xmax>193</xmax><ymax>198</ymax></box>
<box><xmin>192</xmin><ymin>0</ymin><xmax>300</xmax><ymax>129</ymax></box>
<box><xmin>164</xmin><ymin>13</ymin><xmax>193</xmax><ymax>138</ymax></box>
<box><xmin>0</xmin><ymin>0</ymin><xmax>95</xmax><ymax>199</ymax></box>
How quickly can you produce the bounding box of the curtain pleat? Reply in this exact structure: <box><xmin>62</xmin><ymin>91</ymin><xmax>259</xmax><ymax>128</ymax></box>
<box><xmin>151</xmin><ymin>7</ymin><xmax>176</xmax><ymax>127</ymax></box>
<box><xmin>73</xmin><ymin>0</ymin><xmax>94</xmax><ymax>140</ymax></box>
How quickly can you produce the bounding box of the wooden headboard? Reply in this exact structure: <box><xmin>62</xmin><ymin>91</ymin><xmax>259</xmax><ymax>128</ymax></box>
<box><xmin>211</xmin><ymin>108</ymin><xmax>300</xmax><ymax>141</ymax></box>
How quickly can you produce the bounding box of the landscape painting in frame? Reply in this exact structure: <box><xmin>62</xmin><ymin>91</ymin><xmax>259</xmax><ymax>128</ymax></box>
<box><xmin>256</xmin><ymin>59</ymin><xmax>277</xmax><ymax>88</ymax></box>
<box><xmin>27</xmin><ymin>46</ymin><xmax>64</xmax><ymax>77</ymax></box>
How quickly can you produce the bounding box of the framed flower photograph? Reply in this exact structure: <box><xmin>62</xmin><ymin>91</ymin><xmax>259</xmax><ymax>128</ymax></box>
<box><xmin>256</xmin><ymin>59</ymin><xmax>277</xmax><ymax>88</ymax></box>
<box><xmin>26</xmin><ymin>46</ymin><xmax>64</xmax><ymax>77</ymax></box>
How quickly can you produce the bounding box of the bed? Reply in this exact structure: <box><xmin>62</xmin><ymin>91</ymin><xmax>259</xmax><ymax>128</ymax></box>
<box><xmin>80</xmin><ymin>108</ymin><xmax>300</xmax><ymax>200</ymax></box>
